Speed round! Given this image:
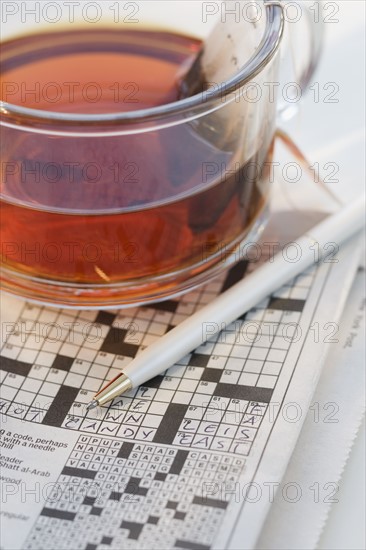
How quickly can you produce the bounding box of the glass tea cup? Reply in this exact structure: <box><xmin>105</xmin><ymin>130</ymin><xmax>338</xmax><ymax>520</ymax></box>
<box><xmin>0</xmin><ymin>1</ymin><xmax>323</xmax><ymax>308</ymax></box>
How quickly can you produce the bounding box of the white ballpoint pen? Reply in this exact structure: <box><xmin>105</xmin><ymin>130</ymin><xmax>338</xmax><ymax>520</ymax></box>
<box><xmin>86</xmin><ymin>196</ymin><xmax>366</xmax><ymax>410</ymax></box>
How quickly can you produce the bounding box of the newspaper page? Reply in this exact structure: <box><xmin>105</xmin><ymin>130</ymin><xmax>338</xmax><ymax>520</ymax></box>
<box><xmin>256</xmin><ymin>267</ymin><xmax>366</xmax><ymax>550</ymax></box>
<box><xmin>0</xmin><ymin>200</ymin><xmax>362</xmax><ymax>550</ymax></box>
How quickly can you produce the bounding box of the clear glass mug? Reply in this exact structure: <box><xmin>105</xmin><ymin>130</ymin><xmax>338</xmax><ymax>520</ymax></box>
<box><xmin>0</xmin><ymin>1</ymin><xmax>323</xmax><ymax>308</ymax></box>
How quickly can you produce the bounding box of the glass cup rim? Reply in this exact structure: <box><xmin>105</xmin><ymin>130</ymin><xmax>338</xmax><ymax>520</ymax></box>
<box><xmin>0</xmin><ymin>3</ymin><xmax>284</xmax><ymax>129</ymax></box>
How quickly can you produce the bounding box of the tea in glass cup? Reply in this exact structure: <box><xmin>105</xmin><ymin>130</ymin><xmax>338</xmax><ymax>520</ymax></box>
<box><xmin>0</xmin><ymin>2</ymin><xmax>321</xmax><ymax>308</ymax></box>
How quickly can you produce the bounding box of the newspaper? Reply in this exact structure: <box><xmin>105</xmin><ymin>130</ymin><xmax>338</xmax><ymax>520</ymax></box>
<box><xmin>256</xmin><ymin>267</ymin><xmax>366</xmax><ymax>550</ymax></box>
<box><xmin>0</xmin><ymin>180</ymin><xmax>363</xmax><ymax>550</ymax></box>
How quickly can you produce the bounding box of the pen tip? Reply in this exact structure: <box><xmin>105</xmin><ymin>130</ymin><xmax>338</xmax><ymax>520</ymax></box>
<box><xmin>86</xmin><ymin>399</ymin><xmax>98</xmax><ymax>411</ymax></box>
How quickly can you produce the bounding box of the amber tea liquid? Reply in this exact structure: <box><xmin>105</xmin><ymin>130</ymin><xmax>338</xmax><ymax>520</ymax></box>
<box><xmin>0</xmin><ymin>28</ymin><xmax>273</xmax><ymax>303</ymax></box>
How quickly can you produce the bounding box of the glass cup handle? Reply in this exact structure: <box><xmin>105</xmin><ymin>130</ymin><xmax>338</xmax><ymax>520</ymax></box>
<box><xmin>270</xmin><ymin>0</ymin><xmax>325</xmax><ymax>120</ymax></box>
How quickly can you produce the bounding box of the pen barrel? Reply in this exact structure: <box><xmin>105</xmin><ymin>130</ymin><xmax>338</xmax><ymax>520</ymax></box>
<box><xmin>126</xmin><ymin>197</ymin><xmax>365</xmax><ymax>388</ymax></box>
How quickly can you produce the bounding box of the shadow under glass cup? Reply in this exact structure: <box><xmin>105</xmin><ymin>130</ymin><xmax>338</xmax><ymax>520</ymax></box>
<box><xmin>0</xmin><ymin>1</ymin><xmax>318</xmax><ymax>309</ymax></box>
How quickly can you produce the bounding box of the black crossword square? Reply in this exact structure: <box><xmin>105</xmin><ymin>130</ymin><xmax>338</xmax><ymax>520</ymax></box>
<box><xmin>147</xmin><ymin>516</ymin><xmax>159</xmax><ymax>525</ymax></box>
<box><xmin>52</xmin><ymin>355</ymin><xmax>74</xmax><ymax>372</ymax></box>
<box><xmin>125</xmin><ymin>478</ymin><xmax>141</xmax><ymax>494</ymax></box>
<box><xmin>83</xmin><ymin>496</ymin><xmax>96</xmax><ymax>506</ymax></box>
<box><xmin>221</xmin><ymin>260</ymin><xmax>249</xmax><ymax>292</ymax></box>
<box><xmin>268</xmin><ymin>297</ymin><xmax>306</xmax><ymax>312</ymax></box>
<box><xmin>95</xmin><ymin>311</ymin><xmax>116</xmax><ymax>326</ymax></box>
<box><xmin>143</xmin><ymin>375</ymin><xmax>164</xmax><ymax>389</ymax></box>
<box><xmin>101</xmin><ymin>328</ymin><xmax>139</xmax><ymax>357</ymax></box>
<box><xmin>201</xmin><ymin>368</ymin><xmax>222</xmax><ymax>383</ymax></box>
<box><xmin>110</xmin><ymin>491</ymin><xmax>122</xmax><ymax>502</ymax></box>
<box><xmin>101</xmin><ymin>327</ymin><xmax>127</xmax><ymax>348</ymax></box>
<box><xmin>0</xmin><ymin>357</ymin><xmax>31</xmax><ymax>377</ymax></box>
<box><xmin>145</xmin><ymin>300</ymin><xmax>178</xmax><ymax>313</ymax></box>
<box><xmin>189</xmin><ymin>353</ymin><xmax>210</xmax><ymax>368</ymax></box>
<box><xmin>154</xmin><ymin>472</ymin><xmax>167</xmax><ymax>481</ymax></box>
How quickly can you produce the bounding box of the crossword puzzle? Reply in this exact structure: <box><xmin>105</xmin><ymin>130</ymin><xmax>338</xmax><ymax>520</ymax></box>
<box><xmin>0</xmin><ymin>259</ymin><xmax>313</xmax><ymax>456</ymax></box>
<box><xmin>24</xmin><ymin>435</ymin><xmax>245</xmax><ymax>550</ymax></box>
<box><xmin>0</xmin><ymin>242</ymin><xmax>318</xmax><ymax>549</ymax></box>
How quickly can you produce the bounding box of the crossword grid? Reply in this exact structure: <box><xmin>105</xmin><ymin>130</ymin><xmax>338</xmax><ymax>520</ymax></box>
<box><xmin>0</xmin><ymin>261</ymin><xmax>314</xmax><ymax>456</ymax></box>
<box><xmin>1</xmin><ymin>256</ymin><xmax>318</xmax><ymax>550</ymax></box>
<box><xmin>24</xmin><ymin>435</ymin><xmax>245</xmax><ymax>550</ymax></box>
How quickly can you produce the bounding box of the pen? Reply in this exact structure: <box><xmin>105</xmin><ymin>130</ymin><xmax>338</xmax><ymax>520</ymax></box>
<box><xmin>87</xmin><ymin>196</ymin><xmax>365</xmax><ymax>410</ymax></box>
